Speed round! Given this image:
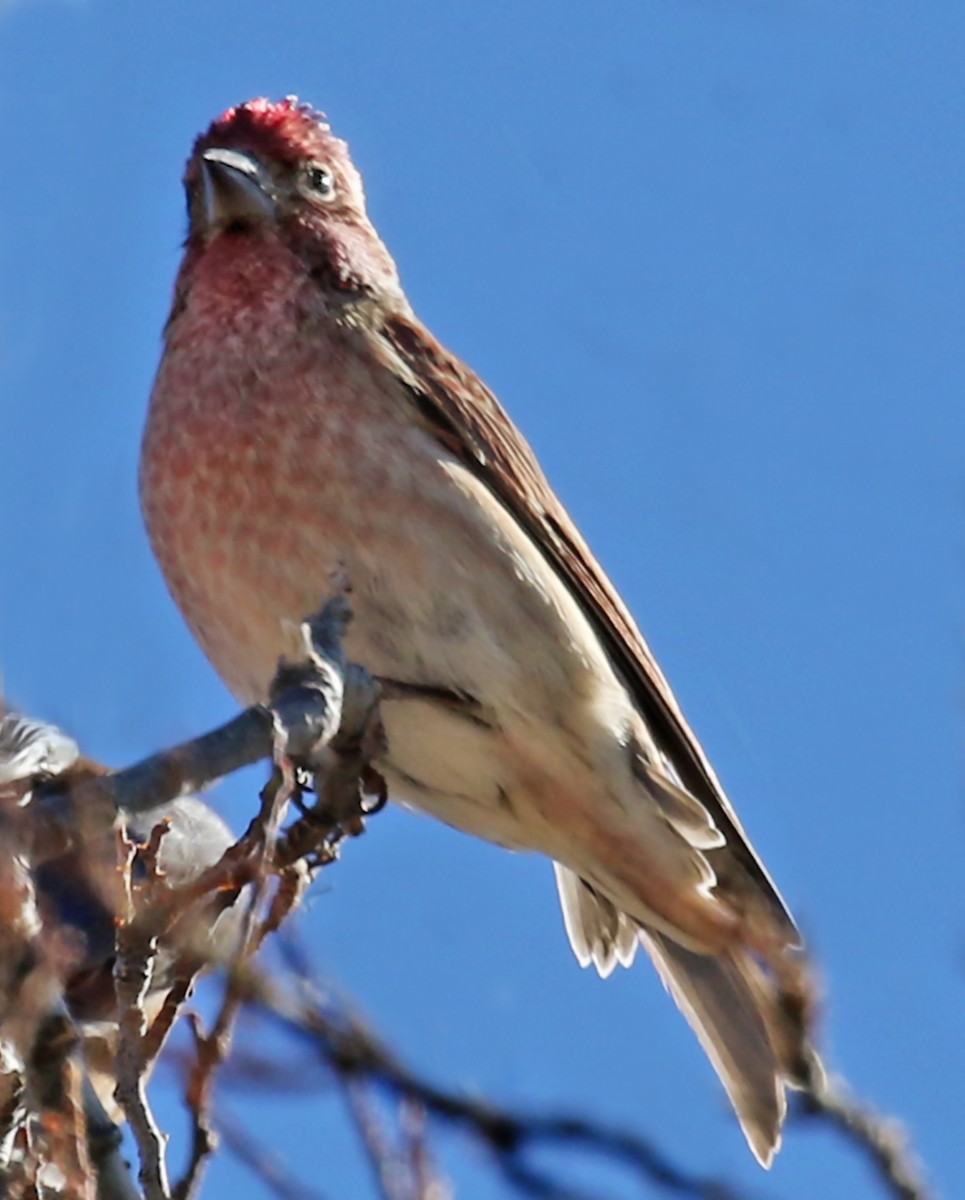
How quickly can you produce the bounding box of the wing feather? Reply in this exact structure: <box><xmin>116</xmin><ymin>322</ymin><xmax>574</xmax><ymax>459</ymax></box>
<box><xmin>373</xmin><ymin>310</ymin><xmax>795</xmax><ymax>939</ymax></box>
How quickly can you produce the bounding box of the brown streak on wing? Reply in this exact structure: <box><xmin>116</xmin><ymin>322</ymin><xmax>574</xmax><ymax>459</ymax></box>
<box><xmin>378</xmin><ymin>311</ymin><xmax>795</xmax><ymax>938</ymax></box>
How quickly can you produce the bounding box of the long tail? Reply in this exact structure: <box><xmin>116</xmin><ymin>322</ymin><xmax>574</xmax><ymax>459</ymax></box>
<box><xmin>554</xmin><ymin>866</ymin><xmax>808</xmax><ymax>1165</ymax></box>
<box><xmin>637</xmin><ymin>930</ymin><xmax>790</xmax><ymax>1165</ymax></box>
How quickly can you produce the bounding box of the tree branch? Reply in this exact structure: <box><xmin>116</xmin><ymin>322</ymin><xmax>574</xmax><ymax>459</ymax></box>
<box><xmin>0</xmin><ymin>592</ymin><xmax>935</xmax><ymax>1200</ymax></box>
<box><xmin>246</xmin><ymin>976</ymin><xmax>749</xmax><ymax>1200</ymax></box>
<box><xmin>795</xmin><ymin>1072</ymin><xmax>930</xmax><ymax>1200</ymax></box>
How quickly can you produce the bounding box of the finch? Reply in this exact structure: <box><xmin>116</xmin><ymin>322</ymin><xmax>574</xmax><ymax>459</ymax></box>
<box><xmin>141</xmin><ymin>97</ymin><xmax>810</xmax><ymax>1163</ymax></box>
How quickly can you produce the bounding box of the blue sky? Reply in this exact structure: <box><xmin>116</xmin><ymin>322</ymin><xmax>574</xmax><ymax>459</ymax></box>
<box><xmin>1</xmin><ymin>2</ymin><xmax>963</xmax><ymax>1196</ymax></box>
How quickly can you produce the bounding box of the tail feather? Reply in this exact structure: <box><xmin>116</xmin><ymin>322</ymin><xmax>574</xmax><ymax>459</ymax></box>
<box><xmin>555</xmin><ymin>865</ymin><xmax>798</xmax><ymax>1166</ymax></box>
<box><xmin>553</xmin><ymin>864</ymin><xmax>637</xmax><ymax>978</ymax></box>
<box><xmin>637</xmin><ymin>930</ymin><xmax>788</xmax><ymax>1166</ymax></box>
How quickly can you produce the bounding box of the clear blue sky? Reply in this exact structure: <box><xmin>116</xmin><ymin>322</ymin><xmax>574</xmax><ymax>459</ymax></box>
<box><xmin>2</xmin><ymin>2</ymin><xmax>963</xmax><ymax>1197</ymax></box>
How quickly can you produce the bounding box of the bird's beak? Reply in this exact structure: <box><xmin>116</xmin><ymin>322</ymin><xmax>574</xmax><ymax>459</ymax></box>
<box><xmin>198</xmin><ymin>147</ymin><xmax>276</xmax><ymax>231</ymax></box>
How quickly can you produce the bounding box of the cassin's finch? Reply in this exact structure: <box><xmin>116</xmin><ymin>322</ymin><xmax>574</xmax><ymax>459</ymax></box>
<box><xmin>141</xmin><ymin>97</ymin><xmax>814</xmax><ymax>1163</ymax></box>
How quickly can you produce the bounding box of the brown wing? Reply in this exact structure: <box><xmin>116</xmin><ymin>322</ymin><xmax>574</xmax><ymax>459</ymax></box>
<box><xmin>375</xmin><ymin>310</ymin><xmax>795</xmax><ymax>937</ymax></box>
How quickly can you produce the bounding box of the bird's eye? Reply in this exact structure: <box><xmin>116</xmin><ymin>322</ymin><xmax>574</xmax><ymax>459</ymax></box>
<box><xmin>306</xmin><ymin>163</ymin><xmax>336</xmax><ymax>201</ymax></box>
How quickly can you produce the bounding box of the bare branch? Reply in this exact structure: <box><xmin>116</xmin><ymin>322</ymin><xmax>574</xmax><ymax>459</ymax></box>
<box><xmin>795</xmin><ymin>1070</ymin><xmax>931</xmax><ymax>1200</ymax></box>
<box><xmin>173</xmin><ymin>763</ymin><xmax>298</xmax><ymax>1200</ymax></box>
<box><xmin>82</xmin><ymin>1078</ymin><xmax>141</xmax><ymax>1200</ymax></box>
<box><xmin>343</xmin><ymin>1080</ymin><xmax>413</xmax><ymax>1200</ymax></box>
<box><xmin>113</xmin><ymin>827</ymin><xmax>171</xmax><ymax>1200</ymax></box>
<box><xmin>172</xmin><ymin>1012</ymin><xmax>218</xmax><ymax>1200</ymax></box>
<box><xmin>0</xmin><ymin>592</ymin><xmax>935</xmax><ymax>1200</ymax></box>
<box><xmin>218</xmin><ymin>1109</ymin><xmax>327</xmax><ymax>1200</ymax></box>
<box><xmin>24</xmin><ymin>595</ymin><xmax>365</xmax><ymax>867</ymax></box>
<box><xmin>246</xmin><ymin>978</ymin><xmax>750</xmax><ymax>1200</ymax></box>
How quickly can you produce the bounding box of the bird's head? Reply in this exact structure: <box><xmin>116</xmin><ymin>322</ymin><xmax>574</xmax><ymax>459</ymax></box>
<box><xmin>184</xmin><ymin>97</ymin><xmax>401</xmax><ymax>299</ymax></box>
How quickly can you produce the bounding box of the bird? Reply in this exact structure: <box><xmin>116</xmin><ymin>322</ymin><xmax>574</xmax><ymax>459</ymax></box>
<box><xmin>140</xmin><ymin>96</ymin><xmax>813</xmax><ymax>1164</ymax></box>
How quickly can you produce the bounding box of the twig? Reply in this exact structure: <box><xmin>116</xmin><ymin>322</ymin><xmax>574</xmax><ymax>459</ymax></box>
<box><xmin>218</xmin><ymin>1108</ymin><xmax>327</xmax><ymax>1200</ymax></box>
<box><xmin>173</xmin><ymin>761</ymin><xmax>297</xmax><ymax>1200</ymax></box>
<box><xmin>2</xmin><ymin>600</ymin><xmax>936</xmax><ymax>1200</ymax></box>
<box><xmin>82</xmin><ymin>1077</ymin><xmax>140</xmax><ymax>1200</ymax></box>
<box><xmin>251</xmin><ymin>980</ymin><xmax>748</xmax><ymax>1200</ymax></box>
<box><xmin>399</xmin><ymin>1098</ymin><xmax>447</xmax><ymax>1200</ymax></box>
<box><xmin>168</xmin><ymin>719</ymin><xmax>385</xmax><ymax>1200</ymax></box>
<box><xmin>341</xmin><ymin>1073</ymin><xmax>448</xmax><ymax>1200</ymax></box>
<box><xmin>0</xmin><ymin>606</ymin><xmax>384</xmax><ymax>1200</ymax></box>
<box><xmin>796</xmin><ymin>1070</ymin><xmax>931</xmax><ymax>1200</ymax></box>
<box><xmin>113</xmin><ymin>826</ymin><xmax>171</xmax><ymax>1200</ymax></box>
<box><xmin>25</xmin><ymin>596</ymin><xmax>361</xmax><ymax>866</ymax></box>
<box><xmin>343</xmin><ymin>1080</ymin><xmax>416</xmax><ymax>1200</ymax></box>
<box><xmin>172</xmin><ymin>1012</ymin><xmax>218</xmax><ymax>1200</ymax></box>
<box><xmin>140</xmin><ymin>974</ymin><xmax>198</xmax><ymax>1069</ymax></box>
